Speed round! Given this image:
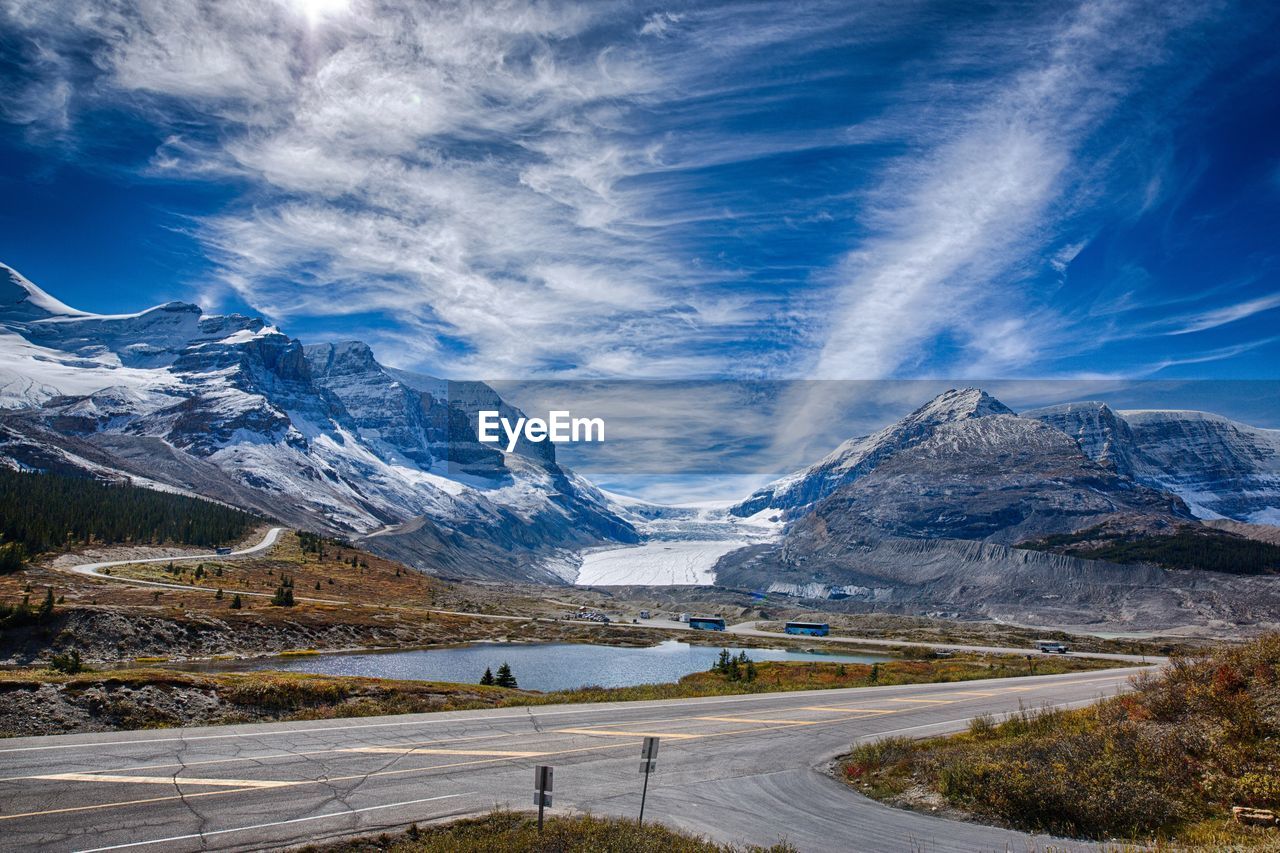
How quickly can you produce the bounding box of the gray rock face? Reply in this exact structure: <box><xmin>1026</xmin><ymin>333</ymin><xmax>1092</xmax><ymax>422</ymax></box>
<box><xmin>732</xmin><ymin>388</ymin><xmax>1015</xmax><ymax>517</ymax></box>
<box><xmin>791</xmin><ymin>414</ymin><xmax>1189</xmax><ymax>546</ymax></box>
<box><xmin>715</xmin><ymin>533</ymin><xmax>1280</xmax><ymax>630</ymax></box>
<box><xmin>1026</xmin><ymin>403</ymin><xmax>1280</xmax><ymax>524</ymax></box>
<box><xmin>716</xmin><ymin>388</ymin><xmax>1277</xmax><ymax>629</ymax></box>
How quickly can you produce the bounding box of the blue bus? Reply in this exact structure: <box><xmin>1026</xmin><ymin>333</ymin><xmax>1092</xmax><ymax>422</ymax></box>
<box><xmin>688</xmin><ymin>616</ymin><xmax>726</xmax><ymax>631</ymax></box>
<box><xmin>784</xmin><ymin>621</ymin><xmax>830</xmax><ymax>636</ymax></box>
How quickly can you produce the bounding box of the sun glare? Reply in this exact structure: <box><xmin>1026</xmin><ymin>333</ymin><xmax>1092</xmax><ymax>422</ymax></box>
<box><xmin>287</xmin><ymin>0</ymin><xmax>352</xmax><ymax>27</ymax></box>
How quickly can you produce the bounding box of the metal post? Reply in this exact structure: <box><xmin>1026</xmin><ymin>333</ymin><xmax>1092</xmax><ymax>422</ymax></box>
<box><xmin>639</xmin><ymin>763</ymin><xmax>651</xmax><ymax>826</ymax></box>
<box><xmin>638</xmin><ymin>736</ymin><xmax>659</xmax><ymax>825</ymax></box>
<box><xmin>534</xmin><ymin>765</ymin><xmax>553</xmax><ymax>833</ymax></box>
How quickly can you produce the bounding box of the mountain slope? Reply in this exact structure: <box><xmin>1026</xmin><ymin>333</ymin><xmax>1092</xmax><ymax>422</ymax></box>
<box><xmin>715</xmin><ymin>388</ymin><xmax>1278</xmax><ymax>629</ymax></box>
<box><xmin>731</xmin><ymin>388</ymin><xmax>1015</xmax><ymax>517</ymax></box>
<box><xmin>0</xmin><ymin>263</ymin><xmax>635</xmax><ymax>581</ymax></box>
<box><xmin>1026</xmin><ymin>402</ymin><xmax>1280</xmax><ymax>523</ymax></box>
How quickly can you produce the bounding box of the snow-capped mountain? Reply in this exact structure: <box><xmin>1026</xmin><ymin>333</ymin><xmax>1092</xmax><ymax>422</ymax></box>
<box><xmin>734</xmin><ymin>387</ymin><xmax>1280</xmax><ymax>527</ymax></box>
<box><xmin>730</xmin><ymin>388</ymin><xmax>1016</xmax><ymax>517</ymax></box>
<box><xmin>1026</xmin><ymin>402</ymin><xmax>1280</xmax><ymax>524</ymax></box>
<box><xmin>714</xmin><ymin>387</ymin><xmax>1280</xmax><ymax>628</ymax></box>
<box><xmin>0</xmin><ymin>263</ymin><xmax>636</xmax><ymax>580</ymax></box>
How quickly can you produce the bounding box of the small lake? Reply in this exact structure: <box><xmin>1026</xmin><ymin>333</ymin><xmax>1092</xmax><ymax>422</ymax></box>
<box><xmin>193</xmin><ymin>640</ymin><xmax>892</xmax><ymax>692</ymax></box>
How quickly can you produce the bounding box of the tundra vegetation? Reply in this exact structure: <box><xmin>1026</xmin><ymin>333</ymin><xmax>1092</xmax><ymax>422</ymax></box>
<box><xmin>841</xmin><ymin>633</ymin><xmax>1280</xmax><ymax>847</ymax></box>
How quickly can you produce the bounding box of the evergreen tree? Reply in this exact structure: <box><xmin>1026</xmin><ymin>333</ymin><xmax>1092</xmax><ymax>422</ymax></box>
<box><xmin>869</xmin><ymin>663</ymin><xmax>879</xmax><ymax>684</ymax></box>
<box><xmin>230</xmin><ymin>594</ymin><xmax>242</xmax><ymax>609</ymax></box>
<box><xmin>494</xmin><ymin>662</ymin><xmax>518</xmax><ymax>688</ymax></box>
<box><xmin>0</xmin><ymin>541</ymin><xmax>25</xmax><ymax>575</ymax></box>
<box><xmin>0</xmin><ymin>468</ymin><xmax>259</xmax><ymax>559</ymax></box>
<box><xmin>271</xmin><ymin>581</ymin><xmax>295</xmax><ymax>607</ymax></box>
<box><xmin>713</xmin><ymin>648</ymin><xmax>733</xmax><ymax>674</ymax></box>
<box><xmin>37</xmin><ymin>587</ymin><xmax>53</xmax><ymax>621</ymax></box>
<box><xmin>0</xmin><ymin>596</ymin><xmax>34</xmax><ymax>630</ymax></box>
<box><xmin>48</xmin><ymin>648</ymin><xmax>83</xmax><ymax>674</ymax></box>
<box><xmin>479</xmin><ymin>667</ymin><xmax>495</xmax><ymax>686</ymax></box>
<box><xmin>215</xmin><ymin>588</ymin><xmax>224</xmax><ymax>600</ymax></box>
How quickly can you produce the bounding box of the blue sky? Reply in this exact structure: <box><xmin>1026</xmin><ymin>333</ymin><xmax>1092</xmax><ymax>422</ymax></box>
<box><xmin>1</xmin><ymin>0</ymin><xmax>1278</xmax><ymax>384</ymax></box>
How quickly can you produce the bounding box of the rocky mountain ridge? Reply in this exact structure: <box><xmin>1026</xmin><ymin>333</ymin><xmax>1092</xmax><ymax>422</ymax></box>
<box><xmin>0</xmin><ymin>263</ymin><xmax>636</xmax><ymax>581</ymax></box>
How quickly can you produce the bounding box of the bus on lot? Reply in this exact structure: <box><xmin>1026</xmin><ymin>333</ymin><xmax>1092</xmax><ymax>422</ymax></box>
<box><xmin>784</xmin><ymin>621</ymin><xmax>830</xmax><ymax>636</ymax></box>
<box><xmin>688</xmin><ymin>616</ymin><xmax>726</xmax><ymax>631</ymax></box>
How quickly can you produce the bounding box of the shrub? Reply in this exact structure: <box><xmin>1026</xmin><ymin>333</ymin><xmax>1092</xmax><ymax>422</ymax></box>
<box><xmin>49</xmin><ymin>649</ymin><xmax>84</xmax><ymax>674</ymax></box>
<box><xmin>844</xmin><ymin>634</ymin><xmax>1280</xmax><ymax>842</ymax></box>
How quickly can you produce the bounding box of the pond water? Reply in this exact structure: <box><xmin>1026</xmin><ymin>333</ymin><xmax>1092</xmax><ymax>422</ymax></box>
<box><xmin>193</xmin><ymin>639</ymin><xmax>892</xmax><ymax>692</ymax></box>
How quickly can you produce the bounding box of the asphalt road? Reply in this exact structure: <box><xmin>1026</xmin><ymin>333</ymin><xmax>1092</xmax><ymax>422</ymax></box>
<box><xmin>0</xmin><ymin>666</ymin><xmax>1149</xmax><ymax>852</ymax></box>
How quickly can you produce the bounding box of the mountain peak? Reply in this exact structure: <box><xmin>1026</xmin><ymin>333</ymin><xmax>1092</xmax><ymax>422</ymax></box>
<box><xmin>0</xmin><ymin>263</ymin><xmax>87</xmax><ymax>321</ymax></box>
<box><xmin>912</xmin><ymin>387</ymin><xmax>1015</xmax><ymax>422</ymax></box>
<box><xmin>304</xmin><ymin>340</ymin><xmax>381</xmax><ymax>378</ymax></box>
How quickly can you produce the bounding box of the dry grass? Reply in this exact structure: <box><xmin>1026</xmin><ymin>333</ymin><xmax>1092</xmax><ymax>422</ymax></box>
<box><xmin>840</xmin><ymin>634</ymin><xmax>1280</xmax><ymax>847</ymax></box>
<box><xmin>301</xmin><ymin>810</ymin><xmax>796</xmax><ymax>853</ymax></box>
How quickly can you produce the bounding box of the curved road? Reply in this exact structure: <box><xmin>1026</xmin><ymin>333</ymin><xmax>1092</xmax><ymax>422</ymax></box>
<box><xmin>0</xmin><ymin>666</ymin><xmax>1147</xmax><ymax>852</ymax></box>
<box><xmin>59</xmin><ymin>527</ymin><xmax>349</xmax><ymax>604</ymax></box>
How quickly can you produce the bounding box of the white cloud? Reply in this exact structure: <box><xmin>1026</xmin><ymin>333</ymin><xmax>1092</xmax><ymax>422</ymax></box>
<box><xmin>812</xmin><ymin>0</ymin><xmax>1211</xmax><ymax>380</ymax></box>
<box><xmin>1164</xmin><ymin>293</ymin><xmax>1280</xmax><ymax>336</ymax></box>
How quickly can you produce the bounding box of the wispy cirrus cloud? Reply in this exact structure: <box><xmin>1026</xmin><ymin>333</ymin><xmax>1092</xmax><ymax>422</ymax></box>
<box><xmin>0</xmin><ymin>0</ymin><xmax>1274</xmax><ymax>395</ymax></box>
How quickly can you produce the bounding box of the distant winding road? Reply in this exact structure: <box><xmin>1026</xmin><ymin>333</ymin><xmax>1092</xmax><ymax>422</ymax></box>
<box><xmin>57</xmin><ymin>527</ymin><xmax>340</xmax><ymax>603</ymax></box>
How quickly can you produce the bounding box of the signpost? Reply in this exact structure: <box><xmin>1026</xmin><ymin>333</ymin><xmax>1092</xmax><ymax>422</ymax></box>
<box><xmin>534</xmin><ymin>765</ymin><xmax>553</xmax><ymax>833</ymax></box>
<box><xmin>638</xmin><ymin>736</ymin><xmax>659</xmax><ymax>825</ymax></box>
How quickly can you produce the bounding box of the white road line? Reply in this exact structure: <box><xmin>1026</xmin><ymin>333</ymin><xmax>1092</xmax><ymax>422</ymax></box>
<box><xmin>0</xmin><ymin>670</ymin><xmax>1137</xmax><ymax>753</ymax></box>
<box><xmin>71</xmin><ymin>792</ymin><xmax>473</xmax><ymax>852</ymax></box>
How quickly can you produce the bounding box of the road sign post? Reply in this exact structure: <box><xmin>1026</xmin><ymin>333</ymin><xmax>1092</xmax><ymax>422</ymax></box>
<box><xmin>534</xmin><ymin>765</ymin><xmax>553</xmax><ymax>833</ymax></box>
<box><xmin>638</xmin><ymin>736</ymin><xmax>659</xmax><ymax>825</ymax></box>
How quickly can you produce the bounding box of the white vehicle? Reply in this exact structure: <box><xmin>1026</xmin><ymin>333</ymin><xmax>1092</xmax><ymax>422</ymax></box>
<box><xmin>678</xmin><ymin>612</ymin><xmax>690</xmax><ymax>623</ymax></box>
<box><xmin>1036</xmin><ymin>640</ymin><xmax>1069</xmax><ymax>654</ymax></box>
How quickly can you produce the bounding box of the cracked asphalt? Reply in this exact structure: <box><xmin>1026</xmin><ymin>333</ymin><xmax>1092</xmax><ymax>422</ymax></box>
<box><xmin>0</xmin><ymin>666</ymin><xmax>1149</xmax><ymax>852</ymax></box>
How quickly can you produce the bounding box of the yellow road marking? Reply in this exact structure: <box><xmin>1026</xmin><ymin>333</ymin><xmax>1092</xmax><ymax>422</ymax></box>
<box><xmin>888</xmin><ymin>697</ymin><xmax>955</xmax><ymax>705</ymax></box>
<box><xmin>947</xmin><ymin>690</ymin><xmax>998</xmax><ymax>697</ymax></box>
<box><xmin>695</xmin><ymin>716</ymin><xmax>820</xmax><ymax>725</ymax></box>
<box><xmin>555</xmin><ymin>728</ymin><xmax>700</xmax><ymax>739</ymax></box>
<box><xmin>799</xmin><ymin>706</ymin><xmax>897</xmax><ymax>714</ymax></box>
<box><xmin>343</xmin><ymin>747</ymin><xmax>547</xmax><ymax>757</ymax></box>
<box><xmin>2</xmin><ymin>674</ymin><xmax>1134</xmax><ymax>822</ymax></box>
<box><xmin>34</xmin><ymin>773</ymin><xmax>292</xmax><ymax>789</ymax></box>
